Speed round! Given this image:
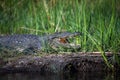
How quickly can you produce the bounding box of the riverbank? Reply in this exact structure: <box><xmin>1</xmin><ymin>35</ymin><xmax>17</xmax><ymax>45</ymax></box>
<box><xmin>0</xmin><ymin>52</ymin><xmax>120</xmax><ymax>74</ymax></box>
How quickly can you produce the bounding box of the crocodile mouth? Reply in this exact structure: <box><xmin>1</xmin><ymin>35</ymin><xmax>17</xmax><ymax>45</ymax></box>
<box><xmin>50</xmin><ymin>35</ymin><xmax>80</xmax><ymax>51</ymax></box>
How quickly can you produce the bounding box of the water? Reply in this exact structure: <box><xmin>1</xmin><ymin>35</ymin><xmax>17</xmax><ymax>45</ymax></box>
<box><xmin>0</xmin><ymin>72</ymin><xmax>119</xmax><ymax>80</ymax></box>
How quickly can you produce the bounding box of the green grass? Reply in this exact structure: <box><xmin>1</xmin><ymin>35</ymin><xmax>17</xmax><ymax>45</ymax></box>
<box><xmin>0</xmin><ymin>0</ymin><xmax>120</xmax><ymax>67</ymax></box>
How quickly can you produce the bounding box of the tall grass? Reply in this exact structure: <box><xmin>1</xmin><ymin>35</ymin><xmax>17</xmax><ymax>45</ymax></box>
<box><xmin>0</xmin><ymin>0</ymin><xmax>120</xmax><ymax>53</ymax></box>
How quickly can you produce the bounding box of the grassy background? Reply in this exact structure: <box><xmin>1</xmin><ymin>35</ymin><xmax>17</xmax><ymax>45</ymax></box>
<box><xmin>0</xmin><ymin>0</ymin><xmax>120</xmax><ymax>53</ymax></box>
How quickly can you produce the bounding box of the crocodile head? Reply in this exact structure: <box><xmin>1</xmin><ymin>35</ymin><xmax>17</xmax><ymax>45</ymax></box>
<box><xmin>45</xmin><ymin>32</ymin><xmax>81</xmax><ymax>51</ymax></box>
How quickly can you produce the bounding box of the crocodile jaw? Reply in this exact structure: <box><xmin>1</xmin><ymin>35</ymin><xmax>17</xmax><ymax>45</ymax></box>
<box><xmin>49</xmin><ymin>37</ymin><xmax>80</xmax><ymax>51</ymax></box>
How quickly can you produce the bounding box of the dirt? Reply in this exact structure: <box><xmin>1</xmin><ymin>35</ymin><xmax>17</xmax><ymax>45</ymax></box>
<box><xmin>0</xmin><ymin>52</ymin><xmax>120</xmax><ymax>74</ymax></box>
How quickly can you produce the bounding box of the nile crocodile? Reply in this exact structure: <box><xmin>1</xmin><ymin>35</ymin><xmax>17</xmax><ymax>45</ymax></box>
<box><xmin>0</xmin><ymin>32</ymin><xmax>81</xmax><ymax>54</ymax></box>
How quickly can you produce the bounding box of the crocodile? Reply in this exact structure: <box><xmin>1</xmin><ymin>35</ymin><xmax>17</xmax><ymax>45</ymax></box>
<box><xmin>0</xmin><ymin>32</ymin><xmax>81</xmax><ymax>54</ymax></box>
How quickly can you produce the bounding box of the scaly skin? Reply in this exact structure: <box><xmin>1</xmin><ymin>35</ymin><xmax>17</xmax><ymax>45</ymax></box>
<box><xmin>0</xmin><ymin>32</ymin><xmax>81</xmax><ymax>53</ymax></box>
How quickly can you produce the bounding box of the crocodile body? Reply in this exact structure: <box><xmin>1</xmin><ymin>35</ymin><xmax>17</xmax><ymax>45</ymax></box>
<box><xmin>0</xmin><ymin>32</ymin><xmax>80</xmax><ymax>54</ymax></box>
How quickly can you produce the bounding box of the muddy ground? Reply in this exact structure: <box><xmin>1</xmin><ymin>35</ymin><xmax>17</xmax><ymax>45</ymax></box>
<box><xmin>0</xmin><ymin>52</ymin><xmax>120</xmax><ymax>74</ymax></box>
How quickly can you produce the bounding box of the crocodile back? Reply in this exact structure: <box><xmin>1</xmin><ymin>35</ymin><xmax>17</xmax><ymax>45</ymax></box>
<box><xmin>0</xmin><ymin>34</ymin><xmax>42</xmax><ymax>53</ymax></box>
